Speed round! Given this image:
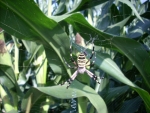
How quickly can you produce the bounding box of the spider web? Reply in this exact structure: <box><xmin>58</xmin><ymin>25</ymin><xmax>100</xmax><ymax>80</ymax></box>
<box><xmin>72</xmin><ymin>31</ymin><xmax>146</xmax><ymax>65</ymax></box>
<box><xmin>0</xmin><ymin>1</ymin><xmax>145</xmax><ymax>84</ymax></box>
<box><xmin>67</xmin><ymin>20</ymin><xmax>149</xmax><ymax>113</ymax></box>
<box><xmin>68</xmin><ymin>26</ymin><xmax>149</xmax><ymax>112</ymax></box>
<box><xmin>0</xmin><ymin>1</ymin><xmax>149</xmax><ymax>75</ymax></box>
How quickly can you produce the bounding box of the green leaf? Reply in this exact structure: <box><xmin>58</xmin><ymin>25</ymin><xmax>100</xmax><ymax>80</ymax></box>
<box><xmin>73</xmin><ymin>43</ymin><xmax>150</xmax><ymax>112</ymax></box>
<box><xmin>117</xmin><ymin>0</ymin><xmax>143</xmax><ymax>22</ymax></box>
<box><xmin>55</xmin><ymin>13</ymin><xmax>150</xmax><ymax>90</ymax></box>
<box><xmin>119</xmin><ymin>96</ymin><xmax>142</xmax><ymax>113</ymax></box>
<box><xmin>53</xmin><ymin>0</ymin><xmax>66</xmax><ymax>15</ymax></box>
<box><xmin>7</xmin><ymin>110</ymin><xmax>18</xmax><ymax>113</ymax></box>
<box><xmin>0</xmin><ymin>0</ymin><xmax>71</xmax><ymax>77</ymax></box>
<box><xmin>127</xmin><ymin>18</ymin><xmax>150</xmax><ymax>38</ymax></box>
<box><xmin>68</xmin><ymin>0</ymin><xmax>110</xmax><ymax>14</ymax></box>
<box><xmin>103</xmin><ymin>86</ymin><xmax>129</xmax><ymax>104</ymax></box>
<box><xmin>0</xmin><ymin>51</ymin><xmax>23</xmax><ymax>96</ymax></box>
<box><xmin>17</xmin><ymin>44</ymin><xmax>42</xmax><ymax>85</ymax></box>
<box><xmin>25</xmin><ymin>93</ymin><xmax>32</xmax><ymax>113</ymax></box>
<box><xmin>22</xmin><ymin>80</ymin><xmax>107</xmax><ymax>113</ymax></box>
<box><xmin>105</xmin><ymin>16</ymin><xmax>131</xmax><ymax>35</ymax></box>
<box><xmin>35</xmin><ymin>46</ymin><xmax>47</xmax><ymax>85</ymax></box>
<box><xmin>96</xmin><ymin>14</ymin><xmax>111</xmax><ymax>31</ymax></box>
<box><xmin>110</xmin><ymin>4</ymin><xmax>122</xmax><ymax>23</ymax></box>
<box><xmin>0</xmin><ymin>84</ymin><xmax>16</xmax><ymax>112</ymax></box>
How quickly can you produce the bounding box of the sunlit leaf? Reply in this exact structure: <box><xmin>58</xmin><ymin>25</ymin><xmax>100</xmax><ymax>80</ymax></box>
<box><xmin>22</xmin><ymin>80</ymin><xmax>108</xmax><ymax>113</ymax></box>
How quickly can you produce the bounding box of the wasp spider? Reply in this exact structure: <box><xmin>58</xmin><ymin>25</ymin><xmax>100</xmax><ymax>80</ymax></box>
<box><xmin>61</xmin><ymin>40</ymin><xmax>103</xmax><ymax>89</ymax></box>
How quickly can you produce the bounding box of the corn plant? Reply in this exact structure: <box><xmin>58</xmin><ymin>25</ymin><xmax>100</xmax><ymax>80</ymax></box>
<box><xmin>0</xmin><ymin>0</ymin><xmax>150</xmax><ymax>113</ymax></box>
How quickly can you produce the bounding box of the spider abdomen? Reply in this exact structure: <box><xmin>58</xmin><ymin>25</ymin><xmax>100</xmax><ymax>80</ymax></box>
<box><xmin>77</xmin><ymin>53</ymin><xmax>86</xmax><ymax>68</ymax></box>
<box><xmin>78</xmin><ymin>67</ymin><xmax>86</xmax><ymax>74</ymax></box>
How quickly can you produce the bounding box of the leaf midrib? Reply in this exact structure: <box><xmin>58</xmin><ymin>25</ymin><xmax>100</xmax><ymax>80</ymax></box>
<box><xmin>1</xmin><ymin>1</ymin><xmax>71</xmax><ymax>77</ymax></box>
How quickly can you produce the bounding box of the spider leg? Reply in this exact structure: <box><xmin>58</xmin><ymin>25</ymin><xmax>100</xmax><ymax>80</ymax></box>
<box><xmin>70</xmin><ymin>45</ymin><xmax>77</xmax><ymax>66</ymax></box>
<box><xmin>61</xmin><ymin>71</ymin><xmax>78</xmax><ymax>89</ymax></box>
<box><xmin>86</xmin><ymin>42</ymin><xmax>95</xmax><ymax>64</ymax></box>
<box><xmin>85</xmin><ymin>69</ymin><xmax>103</xmax><ymax>84</ymax></box>
<box><xmin>86</xmin><ymin>52</ymin><xmax>96</xmax><ymax>67</ymax></box>
<box><xmin>63</xmin><ymin>57</ymin><xmax>77</xmax><ymax>69</ymax></box>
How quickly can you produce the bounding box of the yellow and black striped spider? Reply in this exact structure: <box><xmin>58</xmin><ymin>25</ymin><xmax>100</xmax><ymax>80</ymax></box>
<box><xmin>61</xmin><ymin>39</ymin><xmax>103</xmax><ymax>89</ymax></box>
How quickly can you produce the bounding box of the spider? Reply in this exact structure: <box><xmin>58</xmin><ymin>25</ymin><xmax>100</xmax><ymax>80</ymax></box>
<box><xmin>61</xmin><ymin>39</ymin><xmax>103</xmax><ymax>89</ymax></box>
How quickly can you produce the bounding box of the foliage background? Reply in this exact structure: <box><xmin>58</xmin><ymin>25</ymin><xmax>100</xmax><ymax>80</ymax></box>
<box><xmin>0</xmin><ymin>0</ymin><xmax>150</xmax><ymax>113</ymax></box>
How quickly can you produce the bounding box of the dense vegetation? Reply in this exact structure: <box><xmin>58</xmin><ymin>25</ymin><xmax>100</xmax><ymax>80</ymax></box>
<box><xmin>0</xmin><ymin>0</ymin><xmax>150</xmax><ymax>113</ymax></box>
